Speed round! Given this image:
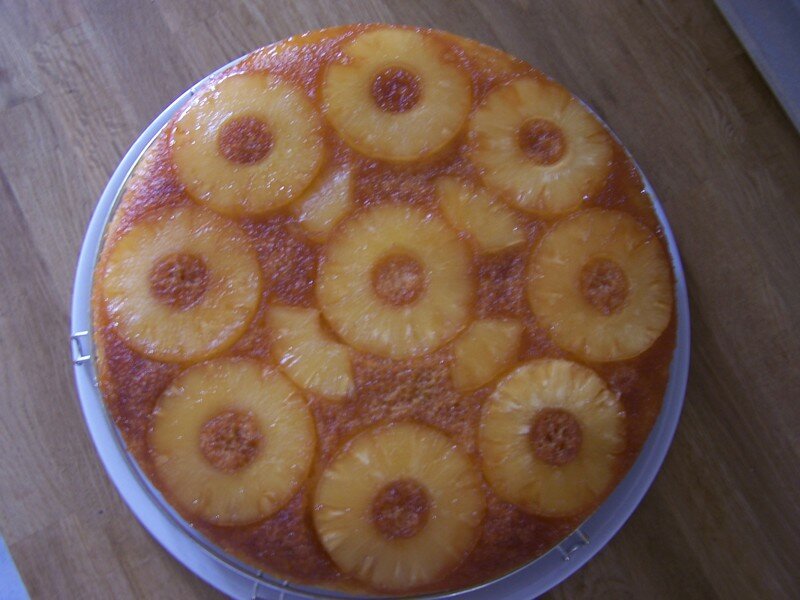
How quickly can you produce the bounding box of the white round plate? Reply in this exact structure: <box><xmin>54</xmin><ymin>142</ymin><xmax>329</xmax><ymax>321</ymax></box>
<box><xmin>71</xmin><ymin>54</ymin><xmax>690</xmax><ymax>600</ymax></box>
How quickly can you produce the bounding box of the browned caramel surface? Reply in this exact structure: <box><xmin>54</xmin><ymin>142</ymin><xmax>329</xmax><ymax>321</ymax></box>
<box><xmin>371</xmin><ymin>479</ymin><xmax>431</xmax><ymax>540</ymax></box>
<box><xmin>371</xmin><ymin>67</ymin><xmax>422</xmax><ymax>113</ymax></box>
<box><xmin>518</xmin><ymin>118</ymin><xmax>567</xmax><ymax>165</ymax></box>
<box><xmin>530</xmin><ymin>408</ymin><xmax>583</xmax><ymax>466</ymax></box>
<box><xmin>92</xmin><ymin>24</ymin><xmax>676</xmax><ymax>596</ymax></box>
<box><xmin>149</xmin><ymin>253</ymin><xmax>209</xmax><ymax>310</ymax></box>
<box><xmin>580</xmin><ymin>257</ymin><xmax>629</xmax><ymax>316</ymax></box>
<box><xmin>217</xmin><ymin>115</ymin><xmax>274</xmax><ymax>165</ymax></box>
<box><xmin>199</xmin><ymin>410</ymin><xmax>262</xmax><ymax>473</ymax></box>
<box><xmin>371</xmin><ymin>253</ymin><xmax>427</xmax><ymax>306</ymax></box>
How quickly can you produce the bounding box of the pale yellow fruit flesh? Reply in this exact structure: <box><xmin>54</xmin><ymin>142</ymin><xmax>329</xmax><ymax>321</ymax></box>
<box><xmin>149</xmin><ymin>358</ymin><xmax>316</xmax><ymax>525</ymax></box>
<box><xmin>479</xmin><ymin>359</ymin><xmax>624</xmax><ymax>517</ymax></box>
<box><xmin>451</xmin><ymin>318</ymin><xmax>523</xmax><ymax>391</ymax></box>
<box><xmin>294</xmin><ymin>167</ymin><xmax>354</xmax><ymax>241</ymax></box>
<box><xmin>437</xmin><ymin>176</ymin><xmax>525</xmax><ymax>252</ymax></box>
<box><xmin>528</xmin><ymin>208</ymin><xmax>673</xmax><ymax>361</ymax></box>
<box><xmin>313</xmin><ymin>422</ymin><xmax>485</xmax><ymax>591</ymax></box>
<box><xmin>317</xmin><ymin>204</ymin><xmax>473</xmax><ymax>359</ymax></box>
<box><xmin>468</xmin><ymin>77</ymin><xmax>613</xmax><ymax>216</ymax></box>
<box><xmin>172</xmin><ymin>72</ymin><xmax>324</xmax><ymax>217</ymax></box>
<box><xmin>322</xmin><ymin>28</ymin><xmax>472</xmax><ymax>161</ymax></box>
<box><xmin>102</xmin><ymin>205</ymin><xmax>261</xmax><ymax>363</ymax></box>
<box><xmin>267</xmin><ymin>304</ymin><xmax>353</xmax><ymax>399</ymax></box>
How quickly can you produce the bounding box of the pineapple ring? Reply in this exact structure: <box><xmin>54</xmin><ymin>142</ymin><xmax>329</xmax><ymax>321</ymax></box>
<box><xmin>468</xmin><ymin>77</ymin><xmax>613</xmax><ymax>216</ymax></box>
<box><xmin>150</xmin><ymin>358</ymin><xmax>316</xmax><ymax>525</ymax></box>
<box><xmin>528</xmin><ymin>209</ymin><xmax>673</xmax><ymax>362</ymax></box>
<box><xmin>321</xmin><ymin>28</ymin><xmax>472</xmax><ymax>161</ymax></box>
<box><xmin>102</xmin><ymin>205</ymin><xmax>261</xmax><ymax>363</ymax></box>
<box><xmin>317</xmin><ymin>204</ymin><xmax>473</xmax><ymax>359</ymax></box>
<box><xmin>172</xmin><ymin>72</ymin><xmax>324</xmax><ymax>217</ymax></box>
<box><xmin>479</xmin><ymin>359</ymin><xmax>625</xmax><ymax>517</ymax></box>
<box><xmin>313</xmin><ymin>422</ymin><xmax>485</xmax><ymax>591</ymax></box>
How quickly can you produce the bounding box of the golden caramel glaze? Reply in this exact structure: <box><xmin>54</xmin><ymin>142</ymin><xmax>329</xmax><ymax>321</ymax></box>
<box><xmin>92</xmin><ymin>24</ymin><xmax>676</xmax><ymax>595</ymax></box>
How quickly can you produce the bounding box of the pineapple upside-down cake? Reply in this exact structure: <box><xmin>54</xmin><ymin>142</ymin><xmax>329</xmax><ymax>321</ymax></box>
<box><xmin>93</xmin><ymin>24</ymin><xmax>676</xmax><ymax>595</ymax></box>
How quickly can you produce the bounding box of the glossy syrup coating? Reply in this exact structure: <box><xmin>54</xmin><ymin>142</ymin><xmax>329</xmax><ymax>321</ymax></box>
<box><xmin>92</xmin><ymin>24</ymin><xmax>676</xmax><ymax>595</ymax></box>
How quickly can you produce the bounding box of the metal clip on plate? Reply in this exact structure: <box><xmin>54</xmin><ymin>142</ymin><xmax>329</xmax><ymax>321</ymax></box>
<box><xmin>251</xmin><ymin>576</ymin><xmax>289</xmax><ymax>600</ymax></box>
<box><xmin>71</xmin><ymin>331</ymin><xmax>91</xmax><ymax>365</ymax></box>
<box><xmin>557</xmin><ymin>528</ymin><xmax>589</xmax><ymax>561</ymax></box>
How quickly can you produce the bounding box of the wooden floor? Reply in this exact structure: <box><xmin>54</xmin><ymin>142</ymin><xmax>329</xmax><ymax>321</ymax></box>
<box><xmin>1</xmin><ymin>1</ymin><xmax>798</xmax><ymax>598</ymax></box>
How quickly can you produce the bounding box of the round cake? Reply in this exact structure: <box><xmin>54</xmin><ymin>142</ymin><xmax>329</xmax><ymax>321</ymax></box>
<box><xmin>92</xmin><ymin>24</ymin><xmax>677</xmax><ymax>596</ymax></box>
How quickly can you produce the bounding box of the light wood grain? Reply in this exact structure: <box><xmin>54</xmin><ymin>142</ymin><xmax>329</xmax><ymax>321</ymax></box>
<box><xmin>0</xmin><ymin>1</ymin><xmax>798</xmax><ymax>598</ymax></box>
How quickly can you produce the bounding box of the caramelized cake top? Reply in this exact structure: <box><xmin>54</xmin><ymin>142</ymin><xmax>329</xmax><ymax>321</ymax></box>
<box><xmin>92</xmin><ymin>24</ymin><xmax>676</xmax><ymax>595</ymax></box>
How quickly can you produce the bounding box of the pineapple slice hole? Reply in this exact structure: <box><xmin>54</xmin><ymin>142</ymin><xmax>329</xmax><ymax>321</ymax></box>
<box><xmin>579</xmin><ymin>257</ymin><xmax>629</xmax><ymax>315</ymax></box>
<box><xmin>199</xmin><ymin>409</ymin><xmax>262</xmax><ymax>473</ymax></box>
<box><xmin>217</xmin><ymin>115</ymin><xmax>274</xmax><ymax>165</ymax></box>
<box><xmin>517</xmin><ymin>118</ymin><xmax>567</xmax><ymax>166</ymax></box>
<box><xmin>149</xmin><ymin>252</ymin><xmax>209</xmax><ymax>310</ymax></box>
<box><xmin>371</xmin><ymin>253</ymin><xmax>427</xmax><ymax>306</ymax></box>
<box><xmin>370</xmin><ymin>478</ymin><xmax>431</xmax><ymax>540</ymax></box>
<box><xmin>371</xmin><ymin>67</ymin><xmax>422</xmax><ymax>113</ymax></box>
<box><xmin>529</xmin><ymin>408</ymin><xmax>582</xmax><ymax>466</ymax></box>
